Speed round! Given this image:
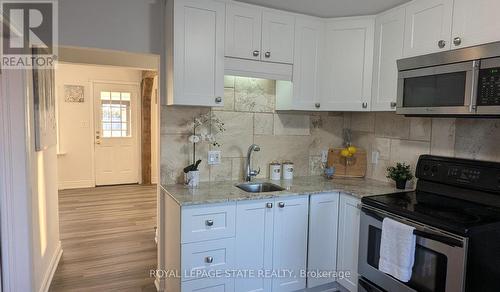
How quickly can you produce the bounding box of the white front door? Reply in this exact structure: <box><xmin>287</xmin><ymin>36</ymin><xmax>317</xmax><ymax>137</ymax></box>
<box><xmin>93</xmin><ymin>82</ymin><xmax>139</xmax><ymax>186</ymax></box>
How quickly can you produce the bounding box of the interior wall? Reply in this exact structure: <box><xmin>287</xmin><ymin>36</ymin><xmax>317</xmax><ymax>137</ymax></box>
<box><xmin>160</xmin><ymin>76</ymin><xmax>347</xmax><ymax>185</ymax></box>
<box><xmin>56</xmin><ymin>63</ymin><xmax>143</xmax><ymax>189</ymax></box>
<box><xmin>58</xmin><ymin>0</ymin><xmax>163</xmax><ymax>54</ymax></box>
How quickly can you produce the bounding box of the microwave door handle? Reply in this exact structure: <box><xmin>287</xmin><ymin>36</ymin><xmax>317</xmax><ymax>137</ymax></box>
<box><xmin>469</xmin><ymin>60</ymin><xmax>480</xmax><ymax>113</ymax></box>
<box><xmin>413</xmin><ymin>230</ymin><xmax>463</xmax><ymax>248</ymax></box>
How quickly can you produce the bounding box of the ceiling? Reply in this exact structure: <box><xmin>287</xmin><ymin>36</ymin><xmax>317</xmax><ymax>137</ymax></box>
<box><xmin>234</xmin><ymin>0</ymin><xmax>411</xmax><ymax>18</ymax></box>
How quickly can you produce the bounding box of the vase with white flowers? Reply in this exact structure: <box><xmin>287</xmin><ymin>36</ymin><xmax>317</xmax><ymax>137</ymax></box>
<box><xmin>183</xmin><ymin>112</ymin><xmax>225</xmax><ymax>187</ymax></box>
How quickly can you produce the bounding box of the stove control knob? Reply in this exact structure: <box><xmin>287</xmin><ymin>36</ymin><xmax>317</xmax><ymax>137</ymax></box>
<box><xmin>431</xmin><ymin>166</ymin><xmax>438</xmax><ymax>174</ymax></box>
<box><xmin>423</xmin><ymin>165</ymin><xmax>430</xmax><ymax>172</ymax></box>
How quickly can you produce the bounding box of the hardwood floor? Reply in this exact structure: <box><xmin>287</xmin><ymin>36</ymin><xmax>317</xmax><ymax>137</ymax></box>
<box><xmin>49</xmin><ymin>184</ymin><xmax>157</xmax><ymax>292</ymax></box>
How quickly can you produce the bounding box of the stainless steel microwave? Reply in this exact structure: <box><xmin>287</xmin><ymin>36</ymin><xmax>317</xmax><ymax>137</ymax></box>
<box><xmin>397</xmin><ymin>41</ymin><xmax>500</xmax><ymax>116</ymax></box>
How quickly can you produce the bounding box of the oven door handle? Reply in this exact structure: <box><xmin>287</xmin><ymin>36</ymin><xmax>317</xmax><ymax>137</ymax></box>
<box><xmin>413</xmin><ymin>230</ymin><xmax>463</xmax><ymax>248</ymax></box>
<box><xmin>362</xmin><ymin>207</ymin><xmax>464</xmax><ymax>248</ymax></box>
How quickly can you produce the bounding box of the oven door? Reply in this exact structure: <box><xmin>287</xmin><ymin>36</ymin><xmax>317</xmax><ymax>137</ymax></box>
<box><xmin>358</xmin><ymin>206</ymin><xmax>467</xmax><ymax>292</ymax></box>
<box><xmin>396</xmin><ymin>61</ymin><xmax>479</xmax><ymax>115</ymax></box>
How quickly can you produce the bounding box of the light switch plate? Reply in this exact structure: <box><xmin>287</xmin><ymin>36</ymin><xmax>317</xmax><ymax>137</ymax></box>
<box><xmin>321</xmin><ymin>150</ymin><xmax>328</xmax><ymax>163</ymax></box>
<box><xmin>208</xmin><ymin>150</ymin><xmax>221</xmax><ymax>165</ymax></box>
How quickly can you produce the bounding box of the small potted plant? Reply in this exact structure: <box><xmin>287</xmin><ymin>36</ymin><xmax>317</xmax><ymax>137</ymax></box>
<box><xmin>386</xmin><ymin>162</ymin><xmax>413</xmax><ymax>189</ymax></box>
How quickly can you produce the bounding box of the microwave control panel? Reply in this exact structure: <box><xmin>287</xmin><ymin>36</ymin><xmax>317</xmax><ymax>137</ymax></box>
<box><xmin>477</xmin><ymin>67</ymin><xmax>500</xmax><ymax>106</ymax></box>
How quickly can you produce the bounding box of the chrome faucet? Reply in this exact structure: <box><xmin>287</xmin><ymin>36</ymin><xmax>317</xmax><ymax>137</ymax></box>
<box><xmin>245</xmin><ymin>144</ymin><xmax>261</xmax><ymax>182</ymax></box>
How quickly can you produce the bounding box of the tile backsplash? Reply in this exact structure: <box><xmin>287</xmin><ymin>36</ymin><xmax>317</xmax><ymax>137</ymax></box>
<box><xmin>160</xmin><ymin>76</ymin><xmax>345</xmax><ymax>185</ymax></box>
<box><xmin>160</xmin><ymin>76</ymin><xmax>500</xmax><ymax>186</ymax></box>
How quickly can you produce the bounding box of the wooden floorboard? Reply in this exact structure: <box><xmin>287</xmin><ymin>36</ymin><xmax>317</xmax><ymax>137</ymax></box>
<box><xmin>49</xmin><ymin>184</ymin><xmax>157</xmax><ymax>292</ymax></box>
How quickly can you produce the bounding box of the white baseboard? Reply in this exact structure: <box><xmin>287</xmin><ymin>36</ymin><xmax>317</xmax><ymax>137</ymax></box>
<box><xmin>58</xmin><ymin>179</ymin><xmax>94</xmax><ymax>190</ymax></box>
<box><xmin>39</xmin><ymin>241</ymin><xmax>63</xmax><ymax>292</ymax></box>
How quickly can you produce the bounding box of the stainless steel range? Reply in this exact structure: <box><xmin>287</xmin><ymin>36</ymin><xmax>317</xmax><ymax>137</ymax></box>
<box><xmin>358</xmin><ymin>155</ymin><xmax>500</xmax><ymax>292</ymax></box>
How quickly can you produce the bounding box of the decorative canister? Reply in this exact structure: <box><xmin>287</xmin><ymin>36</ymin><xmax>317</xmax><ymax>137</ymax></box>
<box><xmin>269</xmin><ymin>161</ymin><xmax>281</xmax><ymax>180</ymax></box>
<box><xmin>282</xmin><ymin>161</ymin><xmax>294</xmax><ymax>180</ymax></box>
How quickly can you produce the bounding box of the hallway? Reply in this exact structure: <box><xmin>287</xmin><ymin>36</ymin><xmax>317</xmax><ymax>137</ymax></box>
<box><xmin>49</xmin><ymin>184</ymin><xmax>157</xmax><ymax>292</ymax></box>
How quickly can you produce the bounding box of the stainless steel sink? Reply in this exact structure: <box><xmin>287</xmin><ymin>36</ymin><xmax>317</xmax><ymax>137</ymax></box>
<box><xmin>236</xmin><ymin>182</ymin><xmax>284</xmax><ymax>193</ymax></box>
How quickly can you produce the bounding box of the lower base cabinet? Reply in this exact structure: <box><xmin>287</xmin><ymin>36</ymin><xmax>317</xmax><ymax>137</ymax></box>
<box><xmin>235</xmin><ymin>195</ymin><xmax>309</xmax><ymax>292</ymax></box>
<box><xmin>336</xmin><ymin>193</ymin><xmax>361</xmax><ymax>292</ymax></box>
<box><xmin>181</xmin><ymin>277</ymin><xmax>235</xmax><ymax>292</ymax></box>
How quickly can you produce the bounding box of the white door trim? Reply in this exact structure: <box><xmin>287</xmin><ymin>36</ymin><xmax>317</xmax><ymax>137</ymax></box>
<box><xmin>0</xmin><ymin>67</ymin><xmax>36</xmax><ymax>291</ymax></box>
<box><xmin>91</xmin><ymin>80</ymin><xmax>142</xmax><ymax>185</ymax></box>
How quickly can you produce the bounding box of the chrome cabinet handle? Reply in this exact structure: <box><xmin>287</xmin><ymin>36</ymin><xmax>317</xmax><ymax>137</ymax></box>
<box><xmin>315</xmin><ymin>103</ymin><xmax>320</xmax><ymax>109</ymax></box>
<box><xmin>264</xmin><ymin>51</ymin><xmax>271</xmax><ymax>58</ymax></box>
<box><xmin>253</xmin><ymin>50</ymin><xmax>260</xmax><ymax>57</ymax></box>
<box><xmin>390</xmin><ymin>102</ymin><xmax>397</xmax><ymax>108</ymax></box>
<box><xmin>205</xmin><ymin>219</ymin><xmax>214</xmax><ymax>227</ymax></box>
<box><xmin>205</xmin><ymin>256</ymin><xmax>214</xmax><ymax>263</ymax></box>
<box><xmin>278</xmin><ymin>202</ymin><xmax>285</xmax><ymax>208</ymax></box>
<box><xmin>438</xmin><ymin>40</ymin><xmax>446</xmax><ymax>48</ymax></box>
<box><xmin>266</xmin><ymin>202</ymin><xmax>273</xmax><ymax>208</ymax></box>
<box><xmin>453</xmin><ymin>37</ymin><xmax>462</xmax><ymax>46</ymax></box>
<box><xmin>362</xmin><ymin>102</ymin><xmax>368</xmax><ymax>109</ymax></box>
<box><xmin>215</xmin><ymin>96</ymin><xmax>222</xmax><ymax>103</ymax></box>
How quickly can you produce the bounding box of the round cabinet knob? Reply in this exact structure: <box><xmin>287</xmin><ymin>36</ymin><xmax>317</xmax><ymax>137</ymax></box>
<box><xmin>215</xmin><ymin>96</ymin><xmax>222</xmax><ymax>104</ymax></box>
<box><xmin>264</xmin><ymin>51</ymin><xmax>271</xmax><ymax>58</ymax></box>
<box><xmin>266</xmin><ymin>202</ymin><xmax>273</xmax><ymax>208</ymax></box>
<box><xmin>315</xmin><ymin>103</ymin><xmax>321</xmax><ymax>109</ymax></box>
<box><xmin>438</xmin><ymin>40</ymin><xmax>446</xmax><ymax>49</ymax></box>
<box><xmin>205</xmin><ymin>256</ymin><xmax>214</xmax><ymax>264</ymax></box>
<box><xmin>278</xmin><ymin>202</ymin><xmax>285</xmax><ymax>208</ymax></box>
<box><xmin>390</xmin><ymin>102</ymin><xmax>397</xmax><ymax>108</ymax></box>
<box><xmin>453</xmin><ymin>37</ymin><xmax>462</xmax><ymax>46</ymax></box>
<box><xmin>252</xmin><ymin>50</ymin><xmax>260</xmax><ymax>57</ymax></box>
<box><xmin>205</xmin><ymin>219</ymin><xmax>214</xmax><ymax>226</ymax></box>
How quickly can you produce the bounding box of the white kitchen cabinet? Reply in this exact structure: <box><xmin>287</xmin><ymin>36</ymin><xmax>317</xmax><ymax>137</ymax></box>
<box><xmin>234</xmin><ymin>199</ymin><xmax>274</xmax><ymax>292</ymax></box>
<box><xmin>371</xmin><ymin>7</ymin><xmax>405</xmax><ymax>111</ymax></box>
<box><xmin>403</xmin><ymin>0</ymin><xmax>453</xmax><ymax>57</ymax></box>
<box><xmin>166</xmin><ymin>0</ymin><xmax>225</xmax><ymax>106</ymax></box>
<box><xmin>272</xmin><ymin>196</ymin><xmax>309</xmax><ymax>292</ymax></box>
<box><xmin>289</xmin><ymin>16</ymin><xmax>324</xmax><ymax>111</ymax></box>
<box><xmin>261</xmin><ymin>11</ymin><xmax>295</xmax><ymax>64</ymax></box>
<box><xmin>321</xmin><ymin>17</ymin><xmax>375</xmax><ymax>111</ymax></box>
<box><xmin>307</xmin><ymin>193</ymin><xmax>339</xmax><ymax>288</ymax></box>
<box><xmin>182</xmin><ymin>277</ymin><xmax>235</xmax><ymax>292</ymax></box>
<box><xmin>451</xmin><ymin>0</ymin><xmax>500</xmax><ymax>49</ymax></box>
<box><xmin>337</xmin><ymin>193</ymin><xmax>361</xmax><ymax>292</ymax></box>
<box><xmin>225</xmin><ymin>3</ymin><xmax>262</xmax><ymax>61</ymax></box>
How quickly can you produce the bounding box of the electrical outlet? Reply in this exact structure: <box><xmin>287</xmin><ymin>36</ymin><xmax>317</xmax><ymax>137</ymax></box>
<box><xmin>372</xmin><ymin>151</ymin><xmax>380</xmax><ymax>165</ymax></box>
<box><xmin>321</xmin><ymin>150</ymin><xmax>328</xmax><ymax>163</ymax></box>
<box><xmin>208</xmin><ymin>150</ymin><xmax>221</xmax><ymax>165</ymax></box>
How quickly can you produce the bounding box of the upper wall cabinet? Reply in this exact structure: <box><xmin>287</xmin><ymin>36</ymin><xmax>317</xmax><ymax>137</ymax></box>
<box><xmin>371</xmin><ymin>7</ymin><xmax>405</xmax><ymax>111</ymax></box>
<box><xmin>403</xmin><ymin>0</ymin><xmax>453</xmax><ymax>57</ymax></box>
<box><xmin>452</xmin><ymin>0</ymin><xmax>500</xmax><ymax>49</ymax></box>
<box><xmin>320</xmin><ymin>17</ymin><xmax>375</xmax><ymax>111</ymax></box>
<box><xmin>225</xmin><ymin>3</ymin><xmax>295</xmax><ymax>64</ymax></box>
<box><xmin>165</xmin><ymin>0</ymin><xmax>225</xmax><ymax>106</ymax></box>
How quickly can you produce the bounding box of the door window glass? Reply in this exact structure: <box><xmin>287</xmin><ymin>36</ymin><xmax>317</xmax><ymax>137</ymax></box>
<box><xmin>100</xmin><ymin>91</ymin><xmax>131</xmax><ymax>137</ymax></box>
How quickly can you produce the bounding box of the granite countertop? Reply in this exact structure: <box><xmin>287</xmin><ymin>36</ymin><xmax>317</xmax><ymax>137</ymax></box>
<box><xmin>161</xmin><ymin>176</ymin><xmax>411</xmax><ymax>206</ymax></box>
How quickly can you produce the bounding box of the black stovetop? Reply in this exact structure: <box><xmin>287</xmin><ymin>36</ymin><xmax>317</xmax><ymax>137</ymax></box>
<box><xmin>363</xmin><ymin>190</ymin><xmax>500</xmax><ymax>236</ymax></box>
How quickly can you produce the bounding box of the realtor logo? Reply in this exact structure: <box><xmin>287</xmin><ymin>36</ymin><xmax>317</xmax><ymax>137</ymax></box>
<box><xmin>1</xmin><ymin>0</ymin><xmax>58</xmax><ymax>69</ymax></box>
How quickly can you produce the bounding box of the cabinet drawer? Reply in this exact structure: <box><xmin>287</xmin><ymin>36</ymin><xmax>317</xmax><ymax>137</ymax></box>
<box><xmin>181</xmin><ymin>203</ymin><xmax>236</xmax><ymax>243</ymax></box>
<box><xmin>182</xmin><ymin>238</ymin><xmax>235</xmax><ymax>282</ymax></box>
<box><xmin>182</xmin><ymin>277</ymin><xmax>235</xmax><ymax>292</ymax></box>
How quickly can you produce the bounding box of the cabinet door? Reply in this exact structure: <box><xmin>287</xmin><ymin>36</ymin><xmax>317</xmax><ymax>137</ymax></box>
<box><xmin>403</xmin><ymin>0</ymin><xmax>453</xmax><ymax>57</ymax></box>
<box><xmin>261</xmin><ymin>11</ymin><xmax>295</xmax><ymax>64</ymax></box>
<box><xmin>321</xmin><ymin>17</ymin><xmax>374</xmax><ymax>111</ymax></box>
<box><xmin>337</xmin><ymin>194</ymin><xmax>361</xmax><ymax>292</ymax></box>
<box><xmin>307</xmin><ymin>193</ymin><xmax>339</xmax><ymax>288</ymax></box>
<box><xmin>371</xmin><ymin>8</ymin><xmax>405</xmax><ymax>111</ymax></box>
<box><xmin>182</xmin><ymin>277</ymin><xmax>235</xmax><ymax>292</ymax></box>
<box><xmin>225</xmin><ymin>3</ymin><xmax>262</xmax><ymax>61</ymax></box>
<box><xmin>452</xmin><ymin>0</ymin><xmax>500</xmax><ymax>49</ymax></box>
<box><xmin>272</xmin><ymin>196</ymin><xmax>309</xmax><ymax>292</ymax></box>
<box><xmin>172</xmin><ymin>0</ymin><xmax>225</xmax><ymax>106</ymax></box>
<box><xmin>234</xmin><ymin>199</ymin><xmax>274</xmax><ymax>292</ymax></box>
<box><xmin>292</xmin><ymin>16</ymin><xmax>323</xmax><ymax>111</ymax></box>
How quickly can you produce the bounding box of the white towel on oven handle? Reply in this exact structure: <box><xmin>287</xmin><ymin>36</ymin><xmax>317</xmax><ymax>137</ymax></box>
<box><xmin>378</xmin><ymin>217</ymin><xmax>416</xmax><ymax>282</ymax></box>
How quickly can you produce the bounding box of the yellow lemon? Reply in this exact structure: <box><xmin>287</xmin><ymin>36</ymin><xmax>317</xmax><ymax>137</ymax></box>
<box><xmin>340</xmin><ymin>149</ymin><xmax>350</xmax><ymax>157</ymax></box>
<box><xmin>347</xmin><ymin>146</ymin><xmax>357</xmax><ymax>154</ymax></box>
